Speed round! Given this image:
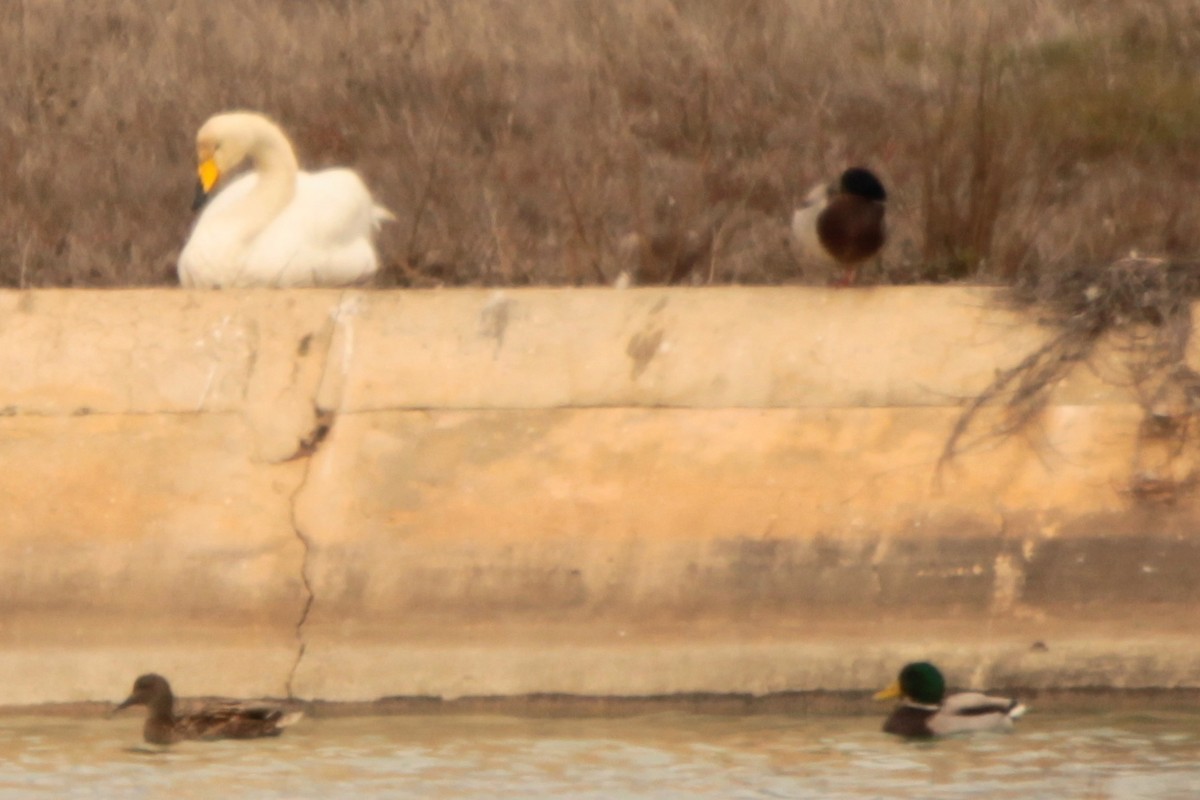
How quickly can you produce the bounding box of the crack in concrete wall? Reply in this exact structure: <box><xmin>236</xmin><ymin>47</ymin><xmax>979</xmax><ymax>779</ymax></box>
<box><xmin>282</xmin><ymin>289</ymin><xmax>357</xmax><ymax>698</ymax></box>
<box><xmin>285</xmin><ymin>456</ymin><xmax>317</xmax><ymax>700</ymax></box>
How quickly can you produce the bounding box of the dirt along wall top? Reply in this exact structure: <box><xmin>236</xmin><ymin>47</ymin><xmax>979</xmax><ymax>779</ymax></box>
<box><xmin>0</xmin><ymin>286</ymin><xmax>1197</xmax><ymax>706</ymax></box>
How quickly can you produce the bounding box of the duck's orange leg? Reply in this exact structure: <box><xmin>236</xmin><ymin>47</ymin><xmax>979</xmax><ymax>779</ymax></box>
<box><xmin>832</xmin><ymin>265</ymin><xmax>858</xmax><ymax>287</ymax></box>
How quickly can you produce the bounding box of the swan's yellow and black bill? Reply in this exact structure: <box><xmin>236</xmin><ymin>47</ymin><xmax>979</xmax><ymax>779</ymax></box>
<box><xmin>192</xmin><ymin>158</ymin><xmax>222</xmax><ymax>210</ymax></box>
<box><xmin>192</xmin><ymin>181</ymin><xmax>209</xmax><ymax>211</ymax></box>
<box><xmin>873</xmin><ymin>680</ymin><xmax>902</xmax><ymax>701</ymax></box>
<box><xmin>198</xmin><ymin>158</ymin><xmax>221</xmax><ymax>192</ymax></box>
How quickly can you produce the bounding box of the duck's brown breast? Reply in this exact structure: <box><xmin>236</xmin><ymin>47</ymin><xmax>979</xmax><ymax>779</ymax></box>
<box><xmin>817</xmin><ymin>196</ymin><xmax>885</xmax><ymax>264</ymax></box>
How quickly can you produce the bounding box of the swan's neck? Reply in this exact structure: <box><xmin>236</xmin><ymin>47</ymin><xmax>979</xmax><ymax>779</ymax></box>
<box><xmin>233</xmin><ymin>123</ymin><xmax>299</xmax><ymax>240</ymax></box>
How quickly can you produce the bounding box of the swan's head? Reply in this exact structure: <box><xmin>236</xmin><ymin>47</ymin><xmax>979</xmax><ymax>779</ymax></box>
<box><xmin>192</xmin><ymin>111</ymin><xmax>295</xmax><ymax>208</ymax></box>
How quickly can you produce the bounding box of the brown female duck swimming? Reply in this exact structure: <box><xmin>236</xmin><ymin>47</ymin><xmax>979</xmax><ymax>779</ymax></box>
<box><xmin>114</xmin><ymin>673</ymin><xmax>302</xmax><ymax>745</ymax></box>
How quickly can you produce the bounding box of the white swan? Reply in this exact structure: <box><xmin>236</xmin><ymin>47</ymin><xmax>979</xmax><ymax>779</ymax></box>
<box><xmin>177</xmin><ymin>111</ymin><xmax>393</xmax><ymax>288</ymax></box>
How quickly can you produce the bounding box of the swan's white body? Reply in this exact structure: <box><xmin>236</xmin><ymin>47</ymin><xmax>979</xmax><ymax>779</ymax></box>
<box><xmin>178</xmin><ymin>112</ymin><xmax>390</xmax><ymax>289</ymax></box>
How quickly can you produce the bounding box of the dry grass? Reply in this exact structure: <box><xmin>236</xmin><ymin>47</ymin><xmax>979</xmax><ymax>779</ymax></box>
<box><xmin>4</xmin><ymin>0</ymin><xmax>1200</xmax><ymax>288</ymax></box>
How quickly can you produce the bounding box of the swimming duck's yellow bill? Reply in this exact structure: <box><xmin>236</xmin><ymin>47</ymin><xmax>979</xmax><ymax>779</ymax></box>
<box><xmin>873</xmin><ymin>680</ymin><xmax>902</xmax><ymax>701</ymax></box>
<box><xmin>197</xmin><ymin>158</ymin><xmax>221</xmax><ymax>193</ymax></box>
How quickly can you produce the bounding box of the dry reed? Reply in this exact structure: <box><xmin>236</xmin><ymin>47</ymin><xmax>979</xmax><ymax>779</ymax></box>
<box><xmin>3</xmin><ymin>0</ymin><xmax>1200</xmax><ymax>288</ymax></box>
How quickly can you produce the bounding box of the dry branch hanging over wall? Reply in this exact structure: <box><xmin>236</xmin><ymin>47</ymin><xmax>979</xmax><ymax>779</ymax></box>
<box><xmin>941</xmin><ymin>255</ymin><xmax>1200</xmax><ymax>503</ymax></box>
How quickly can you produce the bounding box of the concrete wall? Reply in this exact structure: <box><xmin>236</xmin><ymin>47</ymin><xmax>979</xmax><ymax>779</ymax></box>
<box><xmin>1</xmin><ymin>287</ymin><xmax>1197</xmax><ymax>706</ymax></box>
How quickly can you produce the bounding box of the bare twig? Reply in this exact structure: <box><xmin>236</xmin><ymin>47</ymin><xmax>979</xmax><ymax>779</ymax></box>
<box><xmin>405</xmin><ymin>101</ymin><xmax>452</xmax><ymax>265</ymax></box>
<box><xmin>942</xmin><ymin>255</ymin><xmax>1200</xmax><ymax>503</ymax></box>
<box><xmin>557</xmin><ymin>161</ymin><xmax>608</xmax><ymax>285</ymax></box>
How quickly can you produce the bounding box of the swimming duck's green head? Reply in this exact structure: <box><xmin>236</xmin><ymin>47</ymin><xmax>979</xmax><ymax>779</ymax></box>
<box><xmin>898</xmin><ymin>662</ymin><xmax>946</xmax><ymax>704</ymax></box>
<box><xmin>874</xmin><ymin>661</ymin><xmax>946</xmax><ymax>705</ymax></box>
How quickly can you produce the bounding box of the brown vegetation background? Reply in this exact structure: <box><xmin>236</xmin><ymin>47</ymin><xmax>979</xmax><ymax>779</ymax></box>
<box><xmin>3</xmin><ymin>0</ymin><xmax>1200</xmax><ymax>288</ymax></box>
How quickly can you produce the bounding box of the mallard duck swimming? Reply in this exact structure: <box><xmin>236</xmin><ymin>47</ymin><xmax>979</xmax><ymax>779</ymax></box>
<box><xmin>114</xmin><ymin>673</ymin><xmax>302</xmax><ymax>745</ymax></box>
<box><xmin>789</xmin><ymin>166</ymin><xmax>887</xmax><ymax>286</ymax></box>
<box><xmin>875</xmin><ymin>662</ymin><xmax>1026</xmax><ymax>738</ymax></box>
<box><xmin>178</xmin><ymin>110</ymin><xmax>393</xmax><ymax>288</ymax></box>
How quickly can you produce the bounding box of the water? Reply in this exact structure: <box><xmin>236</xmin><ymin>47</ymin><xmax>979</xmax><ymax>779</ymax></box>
<box><xmin>0</xmin><ymin>712</ymin><xmax>1197</xmax><ymax>798</ymax></box>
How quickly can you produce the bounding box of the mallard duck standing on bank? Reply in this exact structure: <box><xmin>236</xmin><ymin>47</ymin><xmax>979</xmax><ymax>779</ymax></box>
<box><xmin>114</xmin><ymin>673</ymin><xmax>303</xmax><ymax>745</ymax></box>
<box><xmin>875</xmin><ymin>662</ymin><xmax>1026</xmax><ymax>738</ymax></box>
<box><xmin>790</xmin><ymin>166</ymin><xmax>887</xmax><ymax>286</ymax></box>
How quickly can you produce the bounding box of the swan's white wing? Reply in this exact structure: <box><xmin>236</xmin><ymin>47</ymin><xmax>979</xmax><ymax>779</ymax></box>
<box><xmin>290</xmin><ymin>169</ymin><xmax>378</xmax><ymax>247</ymax></box>
<box><xmin>243</xmin><ymin>168</ymin><xmax>383</xmax><ymax>287</ymax></box>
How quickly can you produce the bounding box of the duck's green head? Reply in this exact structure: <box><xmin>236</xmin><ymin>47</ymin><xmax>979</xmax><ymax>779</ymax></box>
<box><xmin>874</xmin><ymin>662</ymin><xmax>946</xmax><ymax>705</ymax></box>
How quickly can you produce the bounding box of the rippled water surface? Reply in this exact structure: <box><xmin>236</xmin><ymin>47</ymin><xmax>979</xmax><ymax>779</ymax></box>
<box><xmin>1</xmin><ymin>711</ymin><xmax>1198</xmax><ymax>798</ymax></box>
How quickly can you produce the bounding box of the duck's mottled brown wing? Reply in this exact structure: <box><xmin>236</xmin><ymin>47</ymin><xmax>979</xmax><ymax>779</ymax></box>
<box><xmin>179</xmin><ymin>703</ymin><xmax>300</xmax><ymax>740</ymax></box>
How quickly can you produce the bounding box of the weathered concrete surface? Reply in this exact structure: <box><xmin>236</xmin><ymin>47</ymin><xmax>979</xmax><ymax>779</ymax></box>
<box><xmin>0</xmin><ymin>412</ymin><xmax>306</xmax><ymax>704</ymax></box>
<box><xmin>317</xmin><ymin>287</ymin><xmax>1131</xmax><ymax>410</ymax></box>
<box><xmin>289</xmin><ymin>403</ymin><xmax>1200</xmax><ymax>700</ymax></box>
<box><xmin>0</xmin><ymin>287</ymin><xmax>1197</xmax><ymax>707</ymax></box>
